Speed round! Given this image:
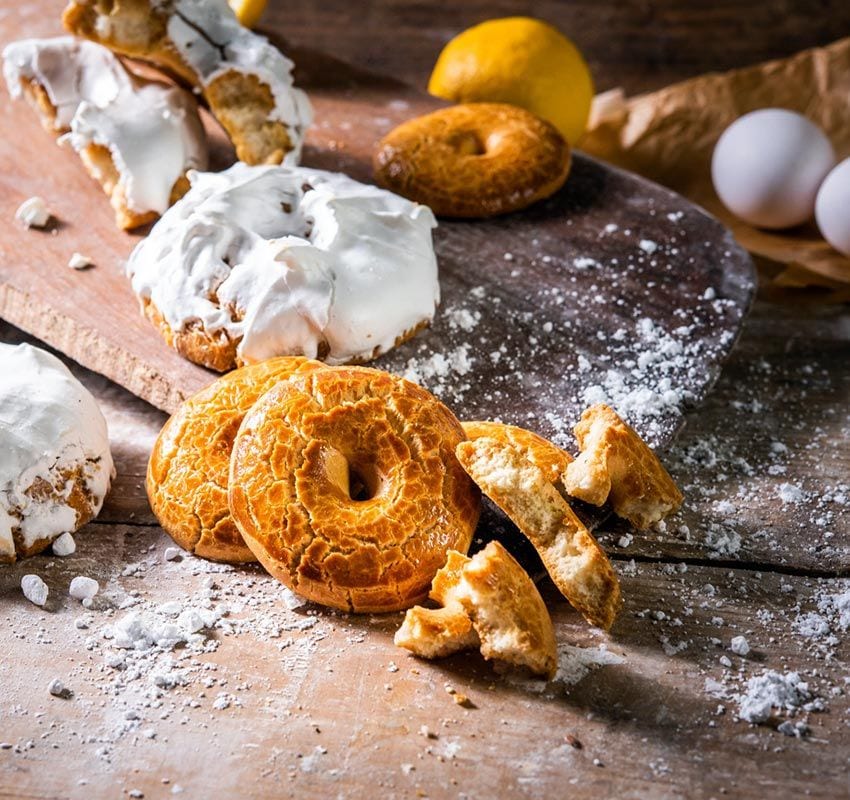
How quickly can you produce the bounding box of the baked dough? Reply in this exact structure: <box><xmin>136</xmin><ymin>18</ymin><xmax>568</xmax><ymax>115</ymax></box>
<box><xmin>395</xmin><ymin>541</ymin><xmax>558</xmax><ymax>679</ymax></box>
<box><xmin>127</xmin><ymin>163</ymin><xmax>439</xmax><ymax>371</ymax></box>
<box><xmin>462</xmin><ymin>420</ymin><xmax>572</xmax><ymax>483</ymax></box>
<box><xmin>373</xmin><ymin>102</ymin><xmax>571</xmax><ymax>217</ymax></box>
<box><xmin>2</xmin><ymin>36</ymin><xmax>207</xmax><ymax>230</ymax></box>
<box><xmin>456</xmin><ymin>436</ymin><xmax>621</xmax><ymax>630</ymax></box>
<box><xmin>228</xmin><ymin>366</ymin><xmax>480</xmax><ymax>612</ymax></box>
<box><xmin>63</xmin><ymin>0</ymin><xmax>312</xmax><ymax>165</ymax></box>
<box><xmin>563</xmin><ymin>404</ymin><xmax>683</xmax><ymax>529</ymax></box>
<box><xmin>393</xmin><ymin>604</ymin><xmax>479</xmax><ymax>659</ymax></box>
<box><xmin>0</xmin><ymin>343</ymin><xmax>113</xmax><ymax>564</ymax></box>
<box><xmin>147</xmin><ymin>356</ymin><xmax>322</xmax><ymax>563</ymax></box>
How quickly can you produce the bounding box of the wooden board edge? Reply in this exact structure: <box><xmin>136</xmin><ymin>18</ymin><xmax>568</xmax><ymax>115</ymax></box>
<box><xmin>0</xmin><ymin>281</ymin><xmax>188</xmax><ymax>415</ymax></box>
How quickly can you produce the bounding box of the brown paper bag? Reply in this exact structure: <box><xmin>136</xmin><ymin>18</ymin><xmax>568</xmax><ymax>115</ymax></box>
<box><xmin>581</xmin><ymin>38</ymin><xmax>850</xmax><ymax>289</ymax></box>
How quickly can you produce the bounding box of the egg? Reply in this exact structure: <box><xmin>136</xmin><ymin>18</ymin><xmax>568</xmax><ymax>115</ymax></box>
<box><xmin>711</xmin><ymin>109</ymin><xmax>835</xmax><ymax>230</ymax></box>
<box><xmin>815</xmin><ymin>157</ymin><xmax>850</xmax><ymax>257</ymax></box>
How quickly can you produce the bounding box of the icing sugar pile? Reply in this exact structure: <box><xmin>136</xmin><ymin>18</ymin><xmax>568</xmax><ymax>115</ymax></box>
<box><xmin>735</xmin><ymin>671</ymin><xmax>812</xmax><ymax>724</ymax></box>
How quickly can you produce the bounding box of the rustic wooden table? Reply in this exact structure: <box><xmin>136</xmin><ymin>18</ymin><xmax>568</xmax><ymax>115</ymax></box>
<box><xmin>2</xmin><ymin>3</ymin><xmax>849</xmax><ymax>799</ymax></box>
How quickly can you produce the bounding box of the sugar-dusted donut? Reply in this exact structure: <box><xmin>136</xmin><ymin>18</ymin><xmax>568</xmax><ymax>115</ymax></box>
<box><xmin>147</xmin><ymin>357</ymin><xmax>323</xmax><ymax>564</ymax></box>
<box><xmin>63</xmin><ymin>0</ymin><xmax>312</xmax><ymax>165</ymax></box>
<box><xmin>0</xmin><ymin>344</ymin><xmax>113</xmax><ymax>564</ymax></box>
<box><xmin>2</xmin><ymin>37</ymin><xmax>207</xmax><ymax>230</ymax></box>
<box><xmin>228</xmin><ymin>366</ymin><xmax>481</xmax><ymax>612</ymax></box>
<box><xmin>127</xmin><ymin>162</ymin><xmax>440</xmax><ymax>372</ymax></box>
<box><xmin>373</xmin><ymin>102</ymin><xmax>571</xmax><ymax>217</ymax></box>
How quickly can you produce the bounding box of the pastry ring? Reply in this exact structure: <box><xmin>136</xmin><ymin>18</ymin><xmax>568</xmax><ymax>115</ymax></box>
<box><xmin>373</xmin><ymin>102</ymin><xmax>571</xmax><ymax>217</ymax></box>
<box><xmin>228</xmin><ymin>366</ymin><xmax>481</xmax><ymax>612</ymax></box>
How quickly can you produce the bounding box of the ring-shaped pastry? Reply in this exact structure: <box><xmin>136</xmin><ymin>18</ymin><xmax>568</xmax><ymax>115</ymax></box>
<box><xmin>228</xmin><ymin>366</ymin><xmax>481</xmax><ymax>612</ymax></box>
<box><xmin>373</xmin><ymin>102</ymin><xmax>571</xmax><ymax>217</ymax></box>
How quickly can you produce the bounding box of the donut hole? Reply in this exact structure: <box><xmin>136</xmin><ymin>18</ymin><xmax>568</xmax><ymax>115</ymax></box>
<box><xmin>448</xmin><ymin>131</ymin><xmax>486</xmax><ymax>157</ymax></box>
<box><xmin>323</xmin><ymin>447</ymin><xmax>383</xmax><ymax>502</ymax></box>
<box><xmin>347</xmin><ymin>463</ymin><xmax>382</xmax><ymax>502</ymax></box>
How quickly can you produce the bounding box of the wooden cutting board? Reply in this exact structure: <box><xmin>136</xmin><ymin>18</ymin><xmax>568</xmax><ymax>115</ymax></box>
<box><xmin>0</xmin><ymin>4</ymin><xmax>755</xmax><ymax>449</ymax></box>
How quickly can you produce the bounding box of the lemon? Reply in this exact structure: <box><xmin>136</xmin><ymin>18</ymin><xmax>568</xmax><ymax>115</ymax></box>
<box><xmin>428</xmin><ymin>17</ymin><xmax>594</xmax><ymax>145</ymax></box>
<box><xmin>228</xmin><ymin>0</ymin><xmax>267</xmax><ymax>28</ymax></box>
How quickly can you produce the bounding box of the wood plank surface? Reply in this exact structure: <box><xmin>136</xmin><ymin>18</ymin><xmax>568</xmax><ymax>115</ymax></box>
<box><xmin>0</xmin><ymin>5</ymin><xmax>754</xmax><ymax>450</ymax></box>
<box><xmin>2</xmin><ymin>2</ymin><xmax>850</xmax><ymax>799</ymax></box>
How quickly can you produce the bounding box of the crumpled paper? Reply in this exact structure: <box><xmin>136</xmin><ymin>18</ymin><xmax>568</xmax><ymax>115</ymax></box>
<box><xmin>581</xmin><ymin>37</ymin><xmax>850</xmax><ymax>291</ymax></box>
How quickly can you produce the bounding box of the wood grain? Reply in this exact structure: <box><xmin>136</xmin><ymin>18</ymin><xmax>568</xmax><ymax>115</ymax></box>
<box><xmin>1</xmin><ymin>3</ymin><xmax>848</xmax><ymax>799</ymax></box>
<box><xmin>0</xmin><ymin>7</ymin><xmax>754</xmax><ymax>450</ymax></box>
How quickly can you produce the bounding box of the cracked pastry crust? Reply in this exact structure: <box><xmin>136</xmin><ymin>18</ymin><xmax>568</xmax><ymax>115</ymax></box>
<box><xmin>62</xmin><ymin>0</ymin><xmax>311</xmax><ymax>165</ymax></box>
<box><xmin>456</xmin><ymin>436</ymin><xmax>621</xmax><ymax>631</ymax></box>
<box><xmin>373</xmin><ymin>102</ymin><xmax>571</xmax><ymax>218</ymax></box>
<box><xmin>146</xmin><ymin>357</ymin><xmax>323</xmax><ymax>564</ymax></box>
<box><xmin>462</xmin><ymin>420</ymin><xmax>573</xmax><ymax>483</ymax></box>
<box><xmin>228</xmin><ymin>366</ymin><xmax>481</xmax><ymax>612</ymax></box>
<box><xmin>395</xmin><ymin>541</ymin><xmax>558</xmax><ymax>679</ymax></box>
<box><xmin>563</xmin><ymin>404</ymin><xmax>683</xmax><ymax>529</ymax></box>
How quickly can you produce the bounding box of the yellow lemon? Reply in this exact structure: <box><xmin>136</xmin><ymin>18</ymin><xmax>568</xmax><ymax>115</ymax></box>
<box><xmin>228</xmin><ymin>0</ymin><xmax>267</xmax><ymax>28</ymax></box>
<box><xmin>428</xmin><ymin>17</ymin><xmax>594</xmax><ymax>145</ymax></box>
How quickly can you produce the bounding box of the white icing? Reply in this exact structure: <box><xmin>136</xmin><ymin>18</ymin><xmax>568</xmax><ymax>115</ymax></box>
<box><xmin>0</xmin><ymin>343</ymin><xmax>113</xmax><ymax>558</ymax></box>
<box><xmin>127</xmin><ymin>163</ymin><xmax>439</xmax><ymax>365</ymax></box>
<box><xmin>2</xmin><ymin>36</ymin><xmax>208</xmax><ymax>214</ymax></box>
<box><xmin>165</xmin><ymin>0</ymin><xmax>312</xmax><ymax>162</ymax></box>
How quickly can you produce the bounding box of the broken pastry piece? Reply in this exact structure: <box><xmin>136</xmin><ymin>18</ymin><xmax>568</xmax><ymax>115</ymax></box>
<box><xmin>2</xmin><ymin>36</ymin><xmax>207</xmax><ymax>229</ymax></box>
<box><xmin>394</xmin><ymin>605</ymin><xmax>479</xmax><ymax>659</ymax></box>
<box><xmin>462</xmin><ymin>420</ymin><xmax>573</xmax><ymax>483</ymax></box>
<box><xmin>395</xmin><ymin>542</ymin><xmax>558</xmax><ymax>679</ymax></box>
<box><xmin>456</xmin><ymin>437</ymin><xmax>622</xmax><ymax>631</ymax></box>
<box><xmin>63</xmin><ymin>0</ymin><xmax>312</xmax><ymax>165</ymax></box>
<box><xmin>563</xmin><ymin>404</ymin><xmax>683</xmax><ymax>529</ymax></box>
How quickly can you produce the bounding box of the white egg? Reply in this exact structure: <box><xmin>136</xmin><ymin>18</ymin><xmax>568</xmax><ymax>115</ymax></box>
<box><xmin>815</xmin><ymin>157</ymin><xmax>850</xmax><ymax>257</ymax></box>
<box><xmin>711</xmin><ymin>109</ymin><xmax>835</xmax><ymax>229</ymax></box>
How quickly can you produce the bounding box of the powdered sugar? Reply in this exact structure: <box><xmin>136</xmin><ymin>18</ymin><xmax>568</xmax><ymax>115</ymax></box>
<box><xmin>736</xmin><ymin>670</ymin><xmax>812</xmax><ymax>724</ymax></box>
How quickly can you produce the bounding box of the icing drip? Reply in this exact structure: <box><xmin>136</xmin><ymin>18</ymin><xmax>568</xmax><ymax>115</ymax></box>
<box><xmin>165</xmin><ymin>0</ymin><xmax>312</xmax><ymax>161</ymax></box>
<box><xmin>2</xmin><ymin>36</ymin><xmax>208</xmax><ymax>214</ymax></box>
<box><xmin>0</xmin><ymin>344</ymin><xmax>113</xmax><ymax>558</ymax></box>
<box><xmin>127</xmin><ymin>163</ymin><xmax>440</xmax><ymax>365</ymax></box>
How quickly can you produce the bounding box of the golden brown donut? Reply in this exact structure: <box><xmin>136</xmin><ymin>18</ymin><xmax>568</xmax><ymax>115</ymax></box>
<box><xmin>373</xmin><ymin>102</ymin><xmax>571</xmax><ymax>218</ymax></box>
<box><xmin>462</xmin><ymin>420</ymin><xmax>573</xmax><ymax>483</ymax></box>
<box><xmin>228</xmin><ymin>366</ymin><xmax>481</xmax><ymax>612</ymax></box>
<box><xmin>147</xmin><ymin>357</ymin><xmax>323</xmax><ymax>563</ymax></box>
